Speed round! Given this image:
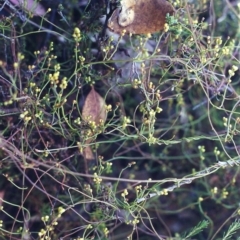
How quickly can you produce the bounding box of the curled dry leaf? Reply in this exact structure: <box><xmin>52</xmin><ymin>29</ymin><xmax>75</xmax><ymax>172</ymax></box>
<box><xmin>82</xmin><ymin>144</ymin><xmax>95</xmax><ymax>161</ymax></box>
<box><xmin>9</xmin><ymin>0</ymin><xmax>46</xmax><ymax>16</ymax></box>
<box><xmin>108</xmin><ymin>0</ymin><xmax>174</xmax><ymax>34</ymax></box>
<box><xmin>0</xmin><ymin>190</ymin><xmax>5</xmax><ymax>208</ymax></box>
<box><xmin>82</xmin><ymin>87</ymin><xmax>107</xmax><ymax>125</ymax></box>
<box><xmin>81</xmin><ymin>87</ymin><xmax>107</xmax><ymax>160</ymax></box>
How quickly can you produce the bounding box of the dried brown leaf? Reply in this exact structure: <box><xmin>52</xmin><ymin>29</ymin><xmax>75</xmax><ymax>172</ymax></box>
<box><xmin>9</xmin><ymin>0</ymin><xmax>46</xmax><ymax>16</ymax></box>
<box><xmin>82</xmin><ymin>87</ymin><xmax>107</xmax><ymax>125</ymax></box>
<box><xmin>81</xmin><ymin>87</ymin><xmax>107</xmax><ymax>160</ymax></box>
<box><xmin>0</xmin><ymin>190</ymin><xmax>5</xmax><ymax>207</ymax></box>
<box><xmin>82</xmin><ymin>144</ymin><xmax>94</xmax><ymax>160</ymax></box>
<box><xmin>108</xmin><ymin>0</ymin><xmax>174</xmax><ymax>34</ymax></box>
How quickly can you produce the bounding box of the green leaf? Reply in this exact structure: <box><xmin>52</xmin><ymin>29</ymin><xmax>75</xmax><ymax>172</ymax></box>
<box><xmin>181</xmin><ymin>220</ymin><xmax>209</xmax><ymax>239</ymax></box>
<box><xmin>222</xmin><ymin>219</ymin><xmax>240</xmax><ymax>240</ymax></box>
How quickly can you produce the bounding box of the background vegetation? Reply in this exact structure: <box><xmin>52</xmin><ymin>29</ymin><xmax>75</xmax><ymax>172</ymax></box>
<box><xmin>0</xmin><ymin>0</ymin><xmax>239</xmax><ymax>239</ymax></box>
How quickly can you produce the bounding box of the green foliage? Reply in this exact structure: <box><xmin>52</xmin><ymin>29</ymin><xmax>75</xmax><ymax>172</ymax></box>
<box><xmin>223</xmin><ymin>219</ymin><xmax>240</xmax><ymax>240</ymax></box>
<box><xmin>0</xmin><ymin>0</ymin><xmax>239</xmax><ymax>239</ymax></box>
<box><xmin>182</xmin><ymin>220</ymin><xmax>209</xmax><ymax>239</ymax></box>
